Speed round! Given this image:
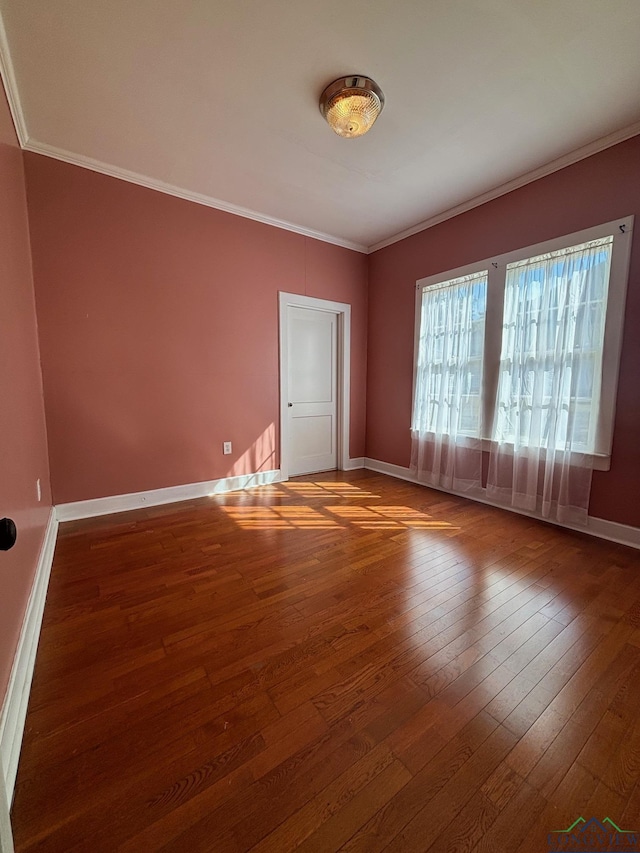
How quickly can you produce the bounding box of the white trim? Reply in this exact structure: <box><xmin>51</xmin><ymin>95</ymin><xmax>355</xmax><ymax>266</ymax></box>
<box><xmin>22</xmin><ymin>140</ymin><xmax>368</xmax><ymax>254</ymax></box>
<box><xmin>0</xmin><ymin>12</ymin><xmax>28</xmax><ymax>145</ymax></box>
<box><xmin>56</xmin><ymin>470</ymin><xmax>282</xmax><ymax>522</ymax></box>
<box><xmin>22</xmin><ymin>124</ymin><xmax>640</xmax><ymax>257</ymax></box>
<box><xmin>364</xmin><ymin>458</ymin><xmax>422</xmax><ymax>485</ymax></box>
<box><xmin>0</xmin><ymin>509</ymin><xmax>58</xmax><ymax>805</ymax></box>
<box><xmin>278</xmin><ymin>293</ymin><xmax>351</xmax><ymax>482</ymax></box>
<box><xmin>2</xmin><ymin>8</ymin><xmax>638</xmax><ymax>261</ymax></box>
<box><xmin>585</xmin><ymin>517</ymin><xmax>640</xmax><ymax>551</ymax></box>
<box><xmin>412</xmin><ymin>216</ymin><xmax>634</xmax><ymax>463</ymax></box>
<box><xmin>0</xmin><ymin>768</ymin><xmax>12</xmax><ymax>853</ymax></box>
<box><xmin>415</xmin><ymin>216</ymin><xmax>634</xmax><ymax>290</ymax></box>
<box><xmin>369</xmin><ymin>121</ymin><xmax>640</xmax><ymax>253</ymax></box>
<box><xmin>363</xmin><ymin>458</ymin><xmax>640</xmax><ymax>551</ymax></box>
<box><xmin>343</xmin><ymin>457</ymin><xmax>365</xmax><ymax>470</ymax></box>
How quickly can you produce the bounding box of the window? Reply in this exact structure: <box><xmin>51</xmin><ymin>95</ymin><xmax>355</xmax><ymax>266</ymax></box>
<box><xmin>412</xmin><ymin>216</ymin><xmax>633</xmax><ymax>468</ymax></box>
<box><xmin>413</xmin><ymin>271</ymin><xmax>487</xmax><ymax>438</ymax></box>
<box><xmin>494</xmin><ymin>236</ymin><xmax>612</xmax><ymax>454</ymax></box>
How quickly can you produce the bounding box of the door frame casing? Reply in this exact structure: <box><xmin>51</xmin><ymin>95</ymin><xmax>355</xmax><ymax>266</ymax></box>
<box><xmin>278</xmin><ymin>292</ymin><xmax>351</xmax><ymax>482</ymax></box>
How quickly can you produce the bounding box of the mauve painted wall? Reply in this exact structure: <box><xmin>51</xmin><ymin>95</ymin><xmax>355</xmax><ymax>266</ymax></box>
<box><xmin>367</xmin><ymin>134</ymin><xmax>640</xmax><ymax>528</ymax></box>
<box><xmin>24</xmin><ymin>153</ymin><xmax>368</xmax><ymax>504</ymax></box>
<box><xmin>0</xmin><ymin>87</ymin><xmax>52</xmax><ymax>702</ymax></box>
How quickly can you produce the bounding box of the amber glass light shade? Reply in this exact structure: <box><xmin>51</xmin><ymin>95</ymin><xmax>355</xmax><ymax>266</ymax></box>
<box><xmin>320</xmin><ymin>77</ymin><xmax>384</xmax><ymax>138</ymax></box>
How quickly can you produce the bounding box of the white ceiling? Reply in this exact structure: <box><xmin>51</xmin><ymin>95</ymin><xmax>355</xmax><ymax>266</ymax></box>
<box><xmin>1</xmin><ymin>0</ymin><xmax>640</xmax><ymax>251</ymax></box>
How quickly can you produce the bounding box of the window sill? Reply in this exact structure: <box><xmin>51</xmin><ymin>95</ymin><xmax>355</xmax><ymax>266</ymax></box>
<box><xmin>479</xmin><ymin>438</ymin><xmax>611</xmax><ymax>471</ymax></box>
<box><xmin>410</xmin><ymin>431</ymin><xmax>612</xmax><ymax>471</ymax></box>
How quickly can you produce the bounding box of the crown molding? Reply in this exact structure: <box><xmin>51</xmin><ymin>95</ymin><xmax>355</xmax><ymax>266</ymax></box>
<box><xmin>24</xmin><ymin>119</ymin><xmax>640</xmax><ymax>257</ymax></box>
<box><xmin>22</xmin><ymin>139</ymin><xmax>368</xmax><ymax>253</ymax></box>
<box><xmin>368</xmin><ymin>120</ymin><xmax>640</xmax><ymax>253</ymax></box>
<box><xmin>2</xmin><ymin>8</ymin><xmax>362</xmax><ymax>252</ymax></box>
<box><xmin>0</xmin><ymin>10</ymin><xmax>27</xmax><ymax>145</ymax></box>
<box><xmin>4</xmin><ymin>0</ymin><xmax>639</xmax><ymax>262</ymax></box>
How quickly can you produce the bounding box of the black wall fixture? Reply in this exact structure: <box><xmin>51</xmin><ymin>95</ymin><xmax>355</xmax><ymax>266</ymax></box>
<box><xmin>0</xmin><ymin>517</ymin><xmax>17</xmax><ymax>551</ymax></box>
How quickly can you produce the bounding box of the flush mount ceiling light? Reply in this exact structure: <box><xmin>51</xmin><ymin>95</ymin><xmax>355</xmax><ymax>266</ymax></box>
<box><xmin>319</xmin><ymin>76</ymin><xmax>385</xmax><ymax>139</ymax></box>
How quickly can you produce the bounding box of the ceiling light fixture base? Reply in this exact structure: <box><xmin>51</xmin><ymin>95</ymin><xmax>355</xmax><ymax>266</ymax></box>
<box><xmin>319</xmin><ymin>76</ymin><xmax>385</xmax><ymax>139</ymax></box>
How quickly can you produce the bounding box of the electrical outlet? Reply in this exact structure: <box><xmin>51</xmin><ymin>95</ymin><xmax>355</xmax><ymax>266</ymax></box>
<box><xmin>223</xmin><ymin>441</ymin><xmax>232</xmax><ymax>455</ymax></box>
<box><xmin>36</xmin><ymin>478</ymin><xmax>41</xmax><ymax>502</ymax></box>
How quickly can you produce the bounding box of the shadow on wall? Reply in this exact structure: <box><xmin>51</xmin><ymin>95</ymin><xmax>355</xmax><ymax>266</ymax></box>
<box><xmin>227</xmin><ymin>423</ymin><xmax>277</xmax><ymax>480</ymax></box>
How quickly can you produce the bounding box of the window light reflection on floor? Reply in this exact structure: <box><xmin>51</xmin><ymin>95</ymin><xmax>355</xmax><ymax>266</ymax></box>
<box><xmin>221</xmin><ymin>483</ymin><xmax>460</xmax><ymax>532</ymax></box>
<box><xmin>238</xmin><ymin>483</ymin><xmax>381</xmax><ymax>500</ymax></box>
<box><xmin>222</xmin><ymin>506</ymin><xmax>340</xmax><ymax>529</ymax></box>
<box><xmin>283</xmin><ymin>482</ymin><xmax>381</xmax><ymax>499</ymax></box>
<box><xmin>325</xmin><ymin>506</ymin><xmax>458</xmax><ymax>530</ymax></box>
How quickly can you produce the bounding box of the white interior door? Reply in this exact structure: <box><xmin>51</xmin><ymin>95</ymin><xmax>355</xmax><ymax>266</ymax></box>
<box><xmin>287</xmin><ymin>306</ymin><xmax>338</xmax><ymax>476</ymax></box>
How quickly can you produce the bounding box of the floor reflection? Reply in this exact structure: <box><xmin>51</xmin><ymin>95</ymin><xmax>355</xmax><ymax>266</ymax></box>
<box><xmin>222</xmin><ymin>480</ymin><xmax>460</xmax><ymax>531</ymax></box>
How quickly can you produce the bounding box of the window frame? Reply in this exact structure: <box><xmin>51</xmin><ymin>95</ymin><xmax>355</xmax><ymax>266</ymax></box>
<box><xmin>412</xmin><ymin>215</ymin><xmax>634</xmax><ymax>471</ymax></box>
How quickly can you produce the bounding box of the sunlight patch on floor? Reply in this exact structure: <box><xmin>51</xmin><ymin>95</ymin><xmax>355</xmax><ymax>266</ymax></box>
<box><xmin>240</xmin><ymin>482</ymin><xmax>381</xmax><ymax>499</ymax></box>
<box><xmin>222</xmin><ymin>506</ymin><xmax>340</xmax><ymax>529</ymax></box>
<box><xmin>325</xmin><ymin>505</ymin><xmax>459</xmax><ymax>530</ymax></box>
<box><xmin>222</xmin><ymin>497</ymin><xmax>459</xmax><ymax>531</ymax></box>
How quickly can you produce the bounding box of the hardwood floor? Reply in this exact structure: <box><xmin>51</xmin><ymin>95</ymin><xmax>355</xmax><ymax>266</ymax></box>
<box><xmin>10</xmin><ymin>470</ymin><xmax>640</xmax><ymax>851</ymax></box>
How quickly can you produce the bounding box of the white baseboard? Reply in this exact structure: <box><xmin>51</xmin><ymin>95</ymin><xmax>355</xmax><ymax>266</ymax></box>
<box><xmin>343</xmin><ymin>457</ymin><xmax>365</xmax><ymax>470</ymax></box>
<box><xmin>55</xmin><ymin>469</ymin><xmax>283</xmax><ymax>522</ymax></box>
<box><xmin>586</xmin><ymin>516</ymin><xmax>640</xmax><ymax>550</ymax></box>
<box><xmin>363</xmin><ymin>457</ymin><xmax>640</xmax><ymax>551</ymax></box>
<box><xmin>0</xmin><ymin>769</ymin><xmax>12</xmax><ymax>852</ymax></box>
<box><xmin>364</xmin><ymin>457</ymin><xmax>421</xmax><ymax>484</ymax></box>
<box><xmin>0</xmin><ymin>508</ymin><xmax>58</xmax><ymax>805</ymax></box>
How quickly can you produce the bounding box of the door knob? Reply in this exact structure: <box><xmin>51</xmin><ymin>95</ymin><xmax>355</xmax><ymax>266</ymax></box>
<box><xmin>0</xmin><ymin>518</ymin><xmax>17</xmax><ymax>551</ymax></box>
<box><xmin>288</xmin><ymin>402</ymin><xmax>293</xmax><ymax>407</ymax></box>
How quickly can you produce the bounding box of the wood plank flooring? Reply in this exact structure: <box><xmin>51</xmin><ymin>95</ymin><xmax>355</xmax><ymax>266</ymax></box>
<box><xmin>10</xmin><ymin>470</ymin><xmax>640</xmax><ymax>851</ymax></box>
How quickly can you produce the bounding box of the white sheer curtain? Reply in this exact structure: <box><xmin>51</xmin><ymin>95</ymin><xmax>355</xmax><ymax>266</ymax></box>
<box><xmin>487</xmin><ymin>237</ymin><xmax>613</xmax><ymax>525</ymax></box>
<box><xmin>411</xmin><ymin>271</ymin><xmax>486</xmax><ymax>494</ymax></box>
